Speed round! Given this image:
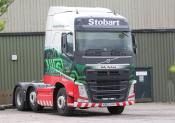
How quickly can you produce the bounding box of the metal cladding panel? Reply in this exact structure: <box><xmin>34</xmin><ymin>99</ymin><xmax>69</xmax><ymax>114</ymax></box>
<box><xmin>0</xmin><ymin>0</ymin><xmax>175</xmax><ymax>33</ymax></box>
<box><xmin>1</xmin><ymin>32</ymin><xmax>175</xmax><ymax>104</ymax></box>
<box><xmin>0</xmin><ymin>34</ymin><xmax>44</xmax><ymax>104</ymax></box>
<box><xmin>135</xmin><ymin>32</ymin><xmax>175</xmax><ymax>102</ymax></box>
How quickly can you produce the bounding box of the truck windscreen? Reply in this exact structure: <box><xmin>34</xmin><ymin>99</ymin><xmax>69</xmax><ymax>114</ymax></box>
<box><xmin>76</xmin><ymin>31</ymin><xmax>133</xmax><ymax>53</ymax></box>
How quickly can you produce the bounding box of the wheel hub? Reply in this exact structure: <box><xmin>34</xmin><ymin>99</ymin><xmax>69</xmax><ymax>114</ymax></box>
<box><xmin>17</xmin><ymin>92</ymin><xmax>22</xmax><ymax>106</ymax></box>
<box><xmin>57</xmin><ymin>96</ymin><xmax>65</xmax><ymax>109</ymax></box>
<box><xmin>30</xmin><ymin>91</ymin><xmax>36</xmax><ymax>104</ymax></box>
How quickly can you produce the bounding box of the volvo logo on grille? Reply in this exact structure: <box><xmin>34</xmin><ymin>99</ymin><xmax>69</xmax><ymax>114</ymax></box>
<box><xmin>106</xmin><ymin>59</ymin><xmax>111</xmax><ymax>63</ymax></box>
<box><xmin>99</xmin><ymin>58</ymin><xmax>113</xmax><ymax>64</ymax></box>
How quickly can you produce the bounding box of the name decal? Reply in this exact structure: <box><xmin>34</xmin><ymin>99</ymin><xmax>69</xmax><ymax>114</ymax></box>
<box><xmin>88</xmin><ymin>19</ymin><xmax>120</xmax><ymax>26</ymax></box>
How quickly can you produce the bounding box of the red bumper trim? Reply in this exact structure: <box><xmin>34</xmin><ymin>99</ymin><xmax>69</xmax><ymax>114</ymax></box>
<box><xmin>37</xmin><ymin>100</ymin><xmax>53</xmax><ymax>107</ymax></box>
<box><xmin>68</xmin><ymin>100</ymin><xmax>135</xmax><ymax>108</ymax></box>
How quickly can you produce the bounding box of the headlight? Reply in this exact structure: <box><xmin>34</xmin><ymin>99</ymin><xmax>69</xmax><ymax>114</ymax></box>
<box><xmin>128</xmin><ymin>80</ymin><xmax>136</xmax><ymax>96</ymax></box>
<box><xmin>130</xmin><ymin>80</ymin><xmax>137</xmax><ymax>84</ymax></box>
<box><xmin>128</xmin><ymin>84</ymin><xmax>134</xmax><ymax>96</ymax></box>
<box><xmin>78</xmin><ymin>85</ymin><xmax>88</xmax><ymax>98</ymax></box>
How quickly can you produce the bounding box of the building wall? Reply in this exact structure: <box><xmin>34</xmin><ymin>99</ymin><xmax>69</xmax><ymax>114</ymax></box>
<box><xmin>0</xmin><ymin>33</ymin><xmax>44</xmax><ymax>104</ymax></box>
<box><xmin>0</xmin><ymin>0</ymin><xmax>175</xmax><ymax>33</ymax></box>
<box><xmin>0</xmin><ymin>0</ymin><xmax>175</xmax><ymax>104</ymax></box>
<box><xmin>135</xmin><ymin>31</ymin><xmax>175</xmax><ymax>102</ymax></box>
<box><xmin>0</xmin><ymin>31</ymin><xmax>175</xmax><ymax>104</ymax></box>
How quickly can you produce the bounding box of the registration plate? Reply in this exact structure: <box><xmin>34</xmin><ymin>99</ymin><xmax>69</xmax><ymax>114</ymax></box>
<box><xmin>102</xmin><ymin>103</ymin><xmax>116</xmax><ymax>107</ymax></box>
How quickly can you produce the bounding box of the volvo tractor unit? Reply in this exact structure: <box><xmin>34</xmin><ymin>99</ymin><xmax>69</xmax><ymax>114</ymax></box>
<box><xmin>13</xmin><ymin>7</ymin><xmax>137</xmax><ymax>116</ymax></box>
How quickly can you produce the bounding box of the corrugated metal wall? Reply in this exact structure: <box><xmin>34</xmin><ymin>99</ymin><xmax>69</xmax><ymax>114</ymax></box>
<box><xmin>0</xmin><ymin>31</ymin><xmax>175</xmax><ymax>104</ymax></box>
<box><xmin>0</xmin><ymin>0</ymin><xmax>175</xmax><ymax>104</ymax></box>
<box><xmin>1</xmin><ymin>0</ymin><xmax>175</xmax><ymax>32</ymax></box>
<box><xmin>135</xmin><ymin>32</ymin><xmax>175</xmax><ymax>102</ymax></box>
<box><xmin>0</xmin><ymin>34</ymin><xmax>44</xmax><ymax>104</ymax></box>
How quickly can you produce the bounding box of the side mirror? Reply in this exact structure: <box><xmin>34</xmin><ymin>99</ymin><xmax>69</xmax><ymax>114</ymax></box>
<box><xmin>61</xmin><ymin>33</ymin><xmax>67</xmax><ymax>53</ymax></box>
<box><xmin>132</xmin><ymin>34</ymin><xmax>137</xmax><ymax>54</ymax></box>
<box><xmin>61</xmin><ymin>32</ymin><xmax>73</xmax><ymax>56</ymax></box>
<box><xmin>67</xmin><ymin>32</ymin><xmax>73</xmax><ymax>36</ymax></box>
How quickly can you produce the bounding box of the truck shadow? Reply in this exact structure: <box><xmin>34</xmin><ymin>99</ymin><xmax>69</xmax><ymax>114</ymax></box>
<box><xmin>39</xmin><ymin>108</ymin><xmax>112</xmax><ymax>117</ymax></box>
<box><xmin>37</xmin><ymin>108</ymin><xmax>152</xmax><ymax>117</ymax></box>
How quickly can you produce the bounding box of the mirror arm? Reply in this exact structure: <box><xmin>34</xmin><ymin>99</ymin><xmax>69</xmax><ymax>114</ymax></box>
<box><xmin>131</xmin><ymin>33</ymin><xmax>137</xmax><ymax>54</ymax></box>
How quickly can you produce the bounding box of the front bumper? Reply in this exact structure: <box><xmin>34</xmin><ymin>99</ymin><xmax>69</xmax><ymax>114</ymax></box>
<box><xmin>67</xmin><ymin>100</ymin><xmax>135</xmax><ymax>108</ymax></box>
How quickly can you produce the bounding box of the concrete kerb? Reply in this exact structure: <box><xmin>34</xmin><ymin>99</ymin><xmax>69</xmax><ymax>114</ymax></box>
<box><xmin>0</xmin><ymin>104</ymin><xmax>14</xmax><ymax>110</ymax></box>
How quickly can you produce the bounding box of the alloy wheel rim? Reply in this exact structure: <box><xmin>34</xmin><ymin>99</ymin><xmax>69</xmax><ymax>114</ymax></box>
<box><xmin>57</xmin><ymin>96</ymin><xmax>65</xmax><ymax>109</ymax></box>
<box><xmin>30</xmin><ymin>91</ymin><xmax>36</xmax><ymax>105</ymax></box>
<box><xmin>17</xmin><ymin>91</ymin><xmax>22</xmax><ymax>106</ymax></box>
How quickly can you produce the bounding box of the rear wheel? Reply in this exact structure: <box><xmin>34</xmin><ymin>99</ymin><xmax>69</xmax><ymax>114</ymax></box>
<box><xmin>29</xmin><ymin>88</ymin><xmax>43</xmax><ymax>112</ymax></box>
<box><xmin>56</xmin><ymin>88</ymin><xmax>74</xmax><ymax>116</ymax></box>
<box><xmin>107</xmin><ymin>106</ymin><xmax>125</xmax><ymax>114</ymax></box>
<box><xmin>15</xmin><ymin>87</ymin><xmax>25</xmax><ymax>111</ymax></box>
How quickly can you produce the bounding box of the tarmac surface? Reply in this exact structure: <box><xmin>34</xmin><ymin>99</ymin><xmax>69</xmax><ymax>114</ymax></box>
<box><xmin>0</xmin><ymin>103</ymin><xmax>175</xmax><ymax>123</ymax></box>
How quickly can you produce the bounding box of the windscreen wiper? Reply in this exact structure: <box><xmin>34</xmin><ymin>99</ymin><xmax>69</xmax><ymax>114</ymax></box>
<box><xmin>85</xmin><ymin>49</ymin><xmax>103</xmax><ymax>56</ymax></box>
<box><xmin>111</xmin><ymin>49</ymin><xmax>132</xmax><ymax>56</ymax></box>
<box><xmin>86</xmin><ymin>49</ymin><xmax>104</xmax><ymax>51</ymax></box>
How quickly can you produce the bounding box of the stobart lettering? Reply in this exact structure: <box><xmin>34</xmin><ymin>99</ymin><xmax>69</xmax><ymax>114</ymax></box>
<box><xmin>88</xmin><ymin>18</ymin><xmax>120</xmax><ymax>26</ymax></box>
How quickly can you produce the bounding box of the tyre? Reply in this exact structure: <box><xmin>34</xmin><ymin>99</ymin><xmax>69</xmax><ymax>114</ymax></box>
<box><xmin>56</xmin><ymin>88</ymin><xmax>74</xmax><ymax>116</ymax></box>
<box><xmin>107</xmin><ymin>106</ymin><xmax>125</xmax><ymax>114</ymax></box>
<box><xmin>29</xmin><ymin>88</ymin><xmax>43</xmax><ymax>112</ymax></box>
<box><xmin>15</xmin><ymin>87</ymin><xmax>25</xmax><ymax>111</ymax></box>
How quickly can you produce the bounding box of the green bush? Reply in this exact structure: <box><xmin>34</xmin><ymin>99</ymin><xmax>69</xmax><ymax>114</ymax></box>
<box><xmin>169</xmin><ymin>64</ymin><xmax>175</xmax><ymax>73</ymax></box>
<box><xmin>0</xmin><ymin>0</ymin><xmax>14</xmax><ymax>31</ymax></box>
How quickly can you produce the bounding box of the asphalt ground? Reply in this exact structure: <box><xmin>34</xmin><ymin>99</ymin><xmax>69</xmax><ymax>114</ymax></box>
<box><xmin>0</xmin><ymin>103</ymin><xmax>175</xmax><ymax>123</ymax></box>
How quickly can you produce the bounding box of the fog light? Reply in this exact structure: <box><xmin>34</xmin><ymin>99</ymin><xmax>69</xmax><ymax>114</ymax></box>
<box><xmin>77</xmin><ymin>98</ymin><xmax>89</xmax><ymax>103</ymax></box>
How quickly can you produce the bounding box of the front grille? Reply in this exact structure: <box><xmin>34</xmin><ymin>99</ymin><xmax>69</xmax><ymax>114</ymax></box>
<box><xmin>85</xmin><ymin>69</ymin><xmax>130</xmax><ymax>103</ymax></box>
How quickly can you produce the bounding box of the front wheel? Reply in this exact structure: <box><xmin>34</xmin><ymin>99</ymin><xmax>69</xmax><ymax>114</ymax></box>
<box><xmin>29</xmin><ymin>88</ymin><xmax>43</xmax><ymax>112</ymax></box>
<box><xmin>56</xmin><ymin>88</ymin><xmax>74</xmax><ymax>116</ymax></box>
<box><xmin>107</xmin><ymin>106</ymin><xmax>125</xmax><ymax>114</ymax></box>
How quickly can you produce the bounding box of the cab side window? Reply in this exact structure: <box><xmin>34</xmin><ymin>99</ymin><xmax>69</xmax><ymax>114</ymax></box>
<box><xmin>67</xmin><ymin>34</ymin><xmax>73</xmax><ymax>54</ymax></box>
